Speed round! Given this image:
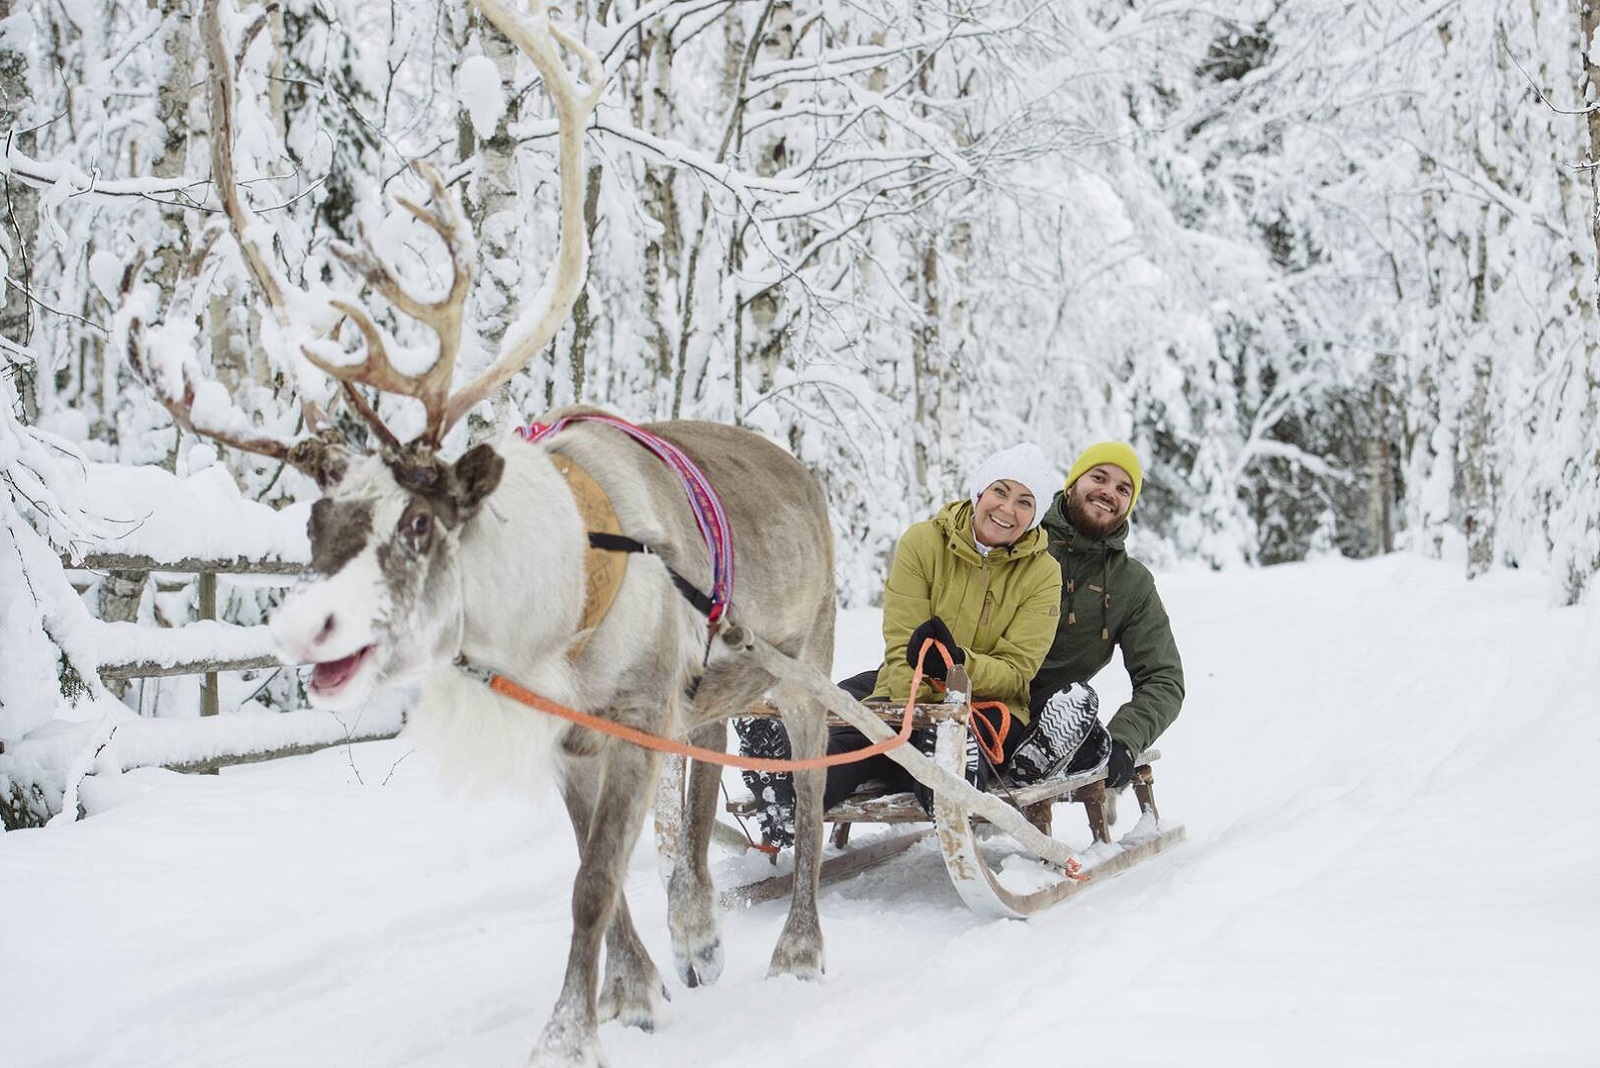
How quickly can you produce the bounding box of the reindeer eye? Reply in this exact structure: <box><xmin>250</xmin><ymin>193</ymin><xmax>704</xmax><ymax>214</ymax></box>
<box><xmin>399</xmin><ymin>506</ymin><xmax>433</xmax><ymax>551</ymax></box>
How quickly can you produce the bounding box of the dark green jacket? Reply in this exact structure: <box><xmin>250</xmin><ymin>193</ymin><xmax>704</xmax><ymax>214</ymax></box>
<box><xmin>1032</xmin><ymin>492</ymin><xmax>1185</xmax><ymax>755</ymax></box>
<box><xmin>871</xmin><ymin>500</ymin><xmax>1062</xmax><ymax>720</ymax></box>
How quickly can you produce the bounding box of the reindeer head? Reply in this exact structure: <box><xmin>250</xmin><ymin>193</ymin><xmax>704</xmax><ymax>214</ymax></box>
<box><xmin>130</xmin><ymin>0</ymin><xmax>603</xmax><ymax>712</ymax></box>
<box><xmin>270</xmin><ymin>443</ymin><xmax>505</xmax><ymax>710</ymax></box>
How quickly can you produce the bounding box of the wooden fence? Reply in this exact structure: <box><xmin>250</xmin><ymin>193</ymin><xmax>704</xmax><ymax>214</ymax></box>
<box><xmin>0</xmin><ymin>553</ymin><xmax>408</xmax><ymax>828</ymax></box>
<box><xmin>41</xmin><ymin>551</ymin><xmax>403</xmax><ymax>790</ymax></box>
<box><xmin>67</xmin><ymin>552</ymin><xmax>303</xmax><ymax>717</ymax></box>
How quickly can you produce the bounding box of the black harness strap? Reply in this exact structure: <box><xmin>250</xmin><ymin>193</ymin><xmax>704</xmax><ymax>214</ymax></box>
<box><xmin>587</xmin><ymin>532</ymin><xmax>717</xmax><ymax>619</ymax></box>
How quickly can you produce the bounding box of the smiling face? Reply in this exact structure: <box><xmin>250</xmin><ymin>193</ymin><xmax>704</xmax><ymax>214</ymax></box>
<box><xmin>270</xmin><ymin>444</ymin><xmax>504</xmax><ymax>710</ymax></box>
<box><xmin>1065</xmin><ymin>462</ymin><xmax>1134</xmax><ymax>539</ymax></box>
<box><xmin>972</xmin><ymin>478</ymin><xmax>1038</xmax><ymax>547</ymax></box>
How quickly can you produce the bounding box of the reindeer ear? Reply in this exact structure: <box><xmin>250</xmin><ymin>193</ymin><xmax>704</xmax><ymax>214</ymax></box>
<box><xmin>288</xmin><ymin>436</ymin><xmax>352</xmax><ymax>489</ymax></box>
<box><xmin>451</xmin><ymin>443</ymin><xmax>505</xmax><ymax>515</ymax></box>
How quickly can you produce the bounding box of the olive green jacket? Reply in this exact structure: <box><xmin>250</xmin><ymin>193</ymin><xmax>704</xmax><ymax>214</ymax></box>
<box><xmin>1032</xmin><ymin>492</ymin><xmax>1185</xmax><ymax>754</ymax></box>
<box><xmin>871</xmin><ymin>500</ymin><xmax>1062</xmax><ymax>722</ymax></box>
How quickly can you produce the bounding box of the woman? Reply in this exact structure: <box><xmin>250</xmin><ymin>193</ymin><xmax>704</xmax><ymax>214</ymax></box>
<box><xmin>741</xmin><ymin>443</ymin><xmax>1108</xmax><ymax>845</ymax></box>
<box><xmin>821</xmin><ymin>441</ymin><xmax>1065</xmax><ymax>809</ymax></box>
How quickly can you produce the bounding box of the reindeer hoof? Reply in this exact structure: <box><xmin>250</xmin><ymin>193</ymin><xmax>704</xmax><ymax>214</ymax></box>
<box><xmin>598</xmin><ymin>974</ymin><xmax>672</xmax><ymax>1032</ymax></box>
<box><xmin>674</xmin><ymin>936</ymin><xmax>725</xmax><ymax>988</ymax></box>
<box><xmin>527</xmin><ymin>1052</ymin><xmax>605</xmax><ymax>1068</ymax></box>
<box><xmin>767</xmin><ymin>938</ymin><xmax>825</xmax><ymax>981</ymax></box>
<box><xmin>527</xmin><ymin>1026</ymin><xmax>605</xmax><ymax>1068</ymax></box>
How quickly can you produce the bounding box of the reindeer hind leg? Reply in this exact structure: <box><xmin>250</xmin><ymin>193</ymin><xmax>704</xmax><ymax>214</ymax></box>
<box><xmin>666</xmin><ymin>720</ymin><xmax>729</xmax><ymax>987</ymax></box>
<box><xmin>763</xmin><ymin>592</ymin><xmax>835</xmax><ymax>979</ymax></box>
<box><xmin>763</xmin><ymin>675</ymin><xmax>827</xmax><ymax>980</ymax></box>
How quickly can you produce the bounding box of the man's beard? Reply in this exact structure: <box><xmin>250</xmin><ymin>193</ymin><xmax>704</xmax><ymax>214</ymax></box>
<box><xmin>1066</xmin><ymin>493</ymin><xmax>1124</xmax><ymax>540</ymax></box>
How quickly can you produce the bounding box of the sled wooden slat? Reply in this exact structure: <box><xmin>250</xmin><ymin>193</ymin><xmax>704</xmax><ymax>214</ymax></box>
<box><xmin>719</xmin><ymin>828</ymin><xmax>934</xmax><ymax>909</ymax></box>
<box><xmin>822</xmin><ymin>790</ymin><xmax>926</xmax><ymax>823</ymax></box>
<box><xmin>931</xmin><ymin>716</ymin><xmax>1183</xmax><ymax>918</ymax></box>
<box><xmin>941</xmin><ymin>816</ymin><xmax>1187</xmax><ymax>919</ymax></box>
<box><xmin>738</xmin><ymin>698</ymin><xmax>967</xmax><ymax>729</ymax></box>
<box><xmin>1006</xmin><ymin>753</ymin><xmax>1159</xmax><ymax>809</ymax></box>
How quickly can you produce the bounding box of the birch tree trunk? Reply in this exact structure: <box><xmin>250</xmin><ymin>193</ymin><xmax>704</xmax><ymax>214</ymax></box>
<box><xmin>1567</xmin><ymin>0</ymin><xmax>1600</xmax><ymax>600</ymax></box>
<box><xmin>908</xmin><ymin>48</ymin><xmax>943</xmax><ymax>491</ymax></box>
<box><xmin>1461</xmin><ymin>207</ymin><xmax>1495</xmax><ymax>579</ymax></box>
<box><xmin>0</xmin><ymin>0</ymin><xmax>38</xmax><ymax>423</ymax></box>
<box><xmin>1584</xmin><ymin>3</ymin><xmax>1600</xmax><ymax>293</ymax></box>
<box><xmin>97</xmin><ymin>0</ymin><xmax>198</xmax><ymax>651</ymax></box>
<box><xmin>635</xmin><ymin>14</ymin><xmax>681</xmax><ymax>414</ymax></box>
<box><xmin>151</xmin><ymin>0</ymin><xmax>194</xmax><ymax>302</ymax></box>
<box><xmin>739</xmin><ymin>2</ymin><xmax>794</xmax><ymax>413</ymax></box>
<box><xmin>1370</xmin><ymin>356</ymin><xmax>1396</xmax><ymax>555</ymax></box>
<box><xmin>564</xmin><ymin>163</ymin><xmax>603</xmax><ymax>405</ymax></box>
<box><xmin>723</xmin><ymin>7</ymin><xmax>758</xmax><ymax>421</ymax></box>
<box><xmin>206</xmin><ymin>1</ymin><xmax>289</xmax><ymax>407</ymax></box>
<box><xmin>463</xmin><ymin>15</ymin><xmax>523</xmax><ymax>354</ymax></box>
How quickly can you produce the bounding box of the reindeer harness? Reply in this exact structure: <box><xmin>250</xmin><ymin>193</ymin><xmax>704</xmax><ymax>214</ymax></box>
<box><xmin>465</xmin><ymin>412</ymin><xmax>919</xmax><ymax>774</ymax></box>
<box><xmin>517</xmin><ymin>414</ymin><xmax>735</xmax><ymax>655</ymax></box>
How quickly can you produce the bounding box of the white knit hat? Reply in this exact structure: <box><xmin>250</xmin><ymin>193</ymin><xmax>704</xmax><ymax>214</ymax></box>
<box><xmin>967</xmin><ymin>443</ymin><xmax>1058</xmax><ymax>531</ymax></box>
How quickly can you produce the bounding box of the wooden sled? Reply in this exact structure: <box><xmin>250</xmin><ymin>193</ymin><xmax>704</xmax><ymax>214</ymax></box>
<box><xmin>707</xmin><ymin>685</ymin><xmax>1185</xmax><ymax>919</ymax></box>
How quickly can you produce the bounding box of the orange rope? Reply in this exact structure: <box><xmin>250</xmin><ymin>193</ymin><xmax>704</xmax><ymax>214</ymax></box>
<box><xmin>968</xmin><ymin>700</ymin><xmax>1012</xmax><ymax>765</ymax></box>
<box><xmin>482</xmin><ymin>637</ymin><xmax>957</xmax><ymax>772</ymax></box>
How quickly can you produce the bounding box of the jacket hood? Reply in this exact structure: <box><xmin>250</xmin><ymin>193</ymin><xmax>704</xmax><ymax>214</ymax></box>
<box><xmin>935</xmin><ymin>498</ymin><xmax>1051</xmax><ymax>563</ymax></box>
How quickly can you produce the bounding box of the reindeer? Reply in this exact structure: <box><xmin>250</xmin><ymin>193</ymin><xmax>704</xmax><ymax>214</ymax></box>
<box><xmin>269</xmin><ymin>413</ymin><xmax>836</xmax><ymax>1067</ymax></box>
<box><xmin>137</xmin><ymin>3</ymin><xmax>835</xmax><ymax>1066</ymax></box>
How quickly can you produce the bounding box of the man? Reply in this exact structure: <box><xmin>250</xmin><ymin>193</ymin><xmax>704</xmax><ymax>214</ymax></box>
<box><xmin>1030</xmin><ymin>442</ymin><xmax>1185</xmax><ymax>790</ymax></box>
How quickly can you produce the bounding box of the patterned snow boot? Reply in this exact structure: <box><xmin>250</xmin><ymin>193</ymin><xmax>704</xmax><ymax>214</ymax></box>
<box><xmin>733</xmin><ymin>717</ymin><xmax>796</xmax><ymax>848</ymax></box>
<box><xmin>1006</xmin><ymin>682</ymin><xmax>1110</xmax><ymax>785</ymax></box>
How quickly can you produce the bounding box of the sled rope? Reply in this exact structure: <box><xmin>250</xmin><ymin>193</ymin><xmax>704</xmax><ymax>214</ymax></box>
<box><xmin>458</xmin><ymin>638</ymin><xmax>957</xmax><ymax>772</ymax></box>
<box><xmin>968</xmin><ymin>701</ymin><xmax>1011</xmax><ymax>765</ymax></box>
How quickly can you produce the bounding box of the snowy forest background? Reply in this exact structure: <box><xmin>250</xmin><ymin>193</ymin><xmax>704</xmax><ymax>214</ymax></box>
<box><xmin>3</xmin><ymin>0</ymin><xmax>1600</xmax><ymax>751</ymax></box>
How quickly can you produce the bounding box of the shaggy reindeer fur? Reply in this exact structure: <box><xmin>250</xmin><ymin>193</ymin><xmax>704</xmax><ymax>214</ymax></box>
<box><xmin>272</xmin><ymin>409</ymin><xmax>836</xmax><ymax>1068</ymax></box>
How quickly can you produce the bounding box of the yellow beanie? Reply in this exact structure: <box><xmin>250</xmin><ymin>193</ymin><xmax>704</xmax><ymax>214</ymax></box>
<box><xmin>1065</xmin><ymin>442</ymin><xmax>1143</xmax><ymax>513</ymax></box>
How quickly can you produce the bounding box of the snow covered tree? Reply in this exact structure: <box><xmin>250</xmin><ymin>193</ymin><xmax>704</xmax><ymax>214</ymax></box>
<box><xmin>2</xmin><ymin>0</ymin><xmax>1597</xmax><ymax>753</ymax></box>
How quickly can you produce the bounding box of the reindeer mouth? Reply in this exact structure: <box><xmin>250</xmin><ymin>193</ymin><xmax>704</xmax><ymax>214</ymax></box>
<box><xmin>309</xmin><ymin>644</ymin><xmax>376</xmax><ymax>698</ymax></box>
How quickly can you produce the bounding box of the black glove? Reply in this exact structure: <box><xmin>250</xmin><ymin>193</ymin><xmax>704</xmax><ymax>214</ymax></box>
<box><xmin>905</xmin><ymin>616</ymin><xmax>963</xmax><ymax>680</ymax></box>
<box><xmin>1106</xmin><ymin>739</ymin><xmax>1136</xmax><ymax>789</ymax></box>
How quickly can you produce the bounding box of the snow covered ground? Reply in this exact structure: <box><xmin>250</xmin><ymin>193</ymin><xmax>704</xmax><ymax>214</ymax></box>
<box><xmin>3</xmin><ymin>553</ymin><xmax>1596</xmax><ymax>1067</ymax></box>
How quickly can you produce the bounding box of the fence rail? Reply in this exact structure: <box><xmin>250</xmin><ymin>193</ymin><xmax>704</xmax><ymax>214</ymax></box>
<box><xmin>95</xmin><ymin>654</ymin><xmax>284</xmax><ymax>681</ymax></box>
<box><xmin>65</xmin><ymin>551</ymin><xmax>306</xmax><ymax>717</ymax></box>
<box><xmin>65</xmin><ymin>553</ymin><xmax>307</xmax><ymax>575</ymax></box>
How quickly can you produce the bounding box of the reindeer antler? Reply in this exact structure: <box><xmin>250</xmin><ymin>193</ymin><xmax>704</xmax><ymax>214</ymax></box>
<box><xmin>441</xmin><ymin>0</ymin><xmax>607</xmax><ymax>438</ymax></box>
<box><xmin>142</xmin><ymin>0</ymin><xmax>605</xmax><ymax>466</ymax></box>
<box><xmin>302</xmin><ymin>161</ymin><xmax>474</xmax><ymax>450</ymax></box>
<box><xmin>126</xmin><ymin>320</ymin><xmax>350</xmax><ymax>484</ymax></box>
<box><xmin>305</xmin><ymin>0</ymin><xmax>605</xmax><ymax>450</ymax></box>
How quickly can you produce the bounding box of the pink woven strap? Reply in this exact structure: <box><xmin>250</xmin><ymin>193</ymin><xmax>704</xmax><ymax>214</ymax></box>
<box><xmin>518</xmin><ymin>415</ymin><xmax>734</xmax><ymax>622</ymax></box>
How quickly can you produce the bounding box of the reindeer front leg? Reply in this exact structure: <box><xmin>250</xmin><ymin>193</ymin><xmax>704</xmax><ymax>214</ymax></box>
<box><xmin>556</xmin><ymin>754</ymin><xmax>670</xmax><ymax>1036</ymax></box>
<box><xmin>539</xmin><ymin>735</ymin><xmax>664</xmax><ymax>1068</ymax></box>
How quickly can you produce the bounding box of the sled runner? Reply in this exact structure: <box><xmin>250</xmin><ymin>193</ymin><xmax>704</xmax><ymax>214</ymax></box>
<box><xmin>695</xmin><ymin>663</ymin><xmax>1186</xmax><ymax>920</ymax></box>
